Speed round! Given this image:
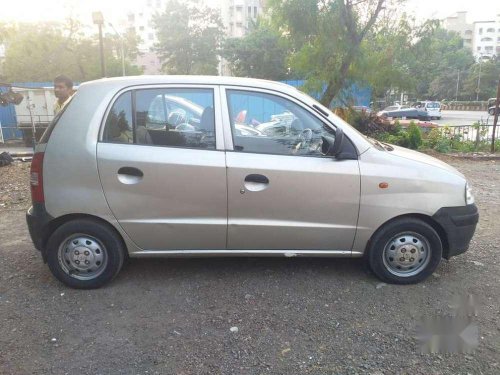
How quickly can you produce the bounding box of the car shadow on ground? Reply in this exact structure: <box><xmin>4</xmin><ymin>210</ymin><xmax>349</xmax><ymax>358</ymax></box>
<box><xmin>113</xmin><ymin>256</ymin><xmax>372</xmax><ymax>287</ymax></box>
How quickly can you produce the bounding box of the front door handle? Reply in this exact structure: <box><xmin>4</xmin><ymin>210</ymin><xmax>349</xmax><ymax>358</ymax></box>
<box><xmin>245</xmin><ymin>174</ymin><xmax>269</xmax><ymax>184</ymax></box>
<box><xmin>244</xmin><ymin>174</ymin><xmax>269</xmax><ymax>192</ymax></box>
<box><xmin>117</xmin><ymin>167</ymin><xmax>143</xmax><ymax>184</ymax></box>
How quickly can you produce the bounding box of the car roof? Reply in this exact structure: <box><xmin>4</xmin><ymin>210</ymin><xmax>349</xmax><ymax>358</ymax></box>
<box><xmin>79</xmin><ymin>75</ymin><xmax>297</xmax><ymax>94</ymax></box>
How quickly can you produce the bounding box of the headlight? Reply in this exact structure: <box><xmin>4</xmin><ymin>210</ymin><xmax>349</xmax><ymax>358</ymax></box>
<box><xmin>465</xmin><ymin>182</ymin><xmax>474</xmax><ymax>205</ymax></box>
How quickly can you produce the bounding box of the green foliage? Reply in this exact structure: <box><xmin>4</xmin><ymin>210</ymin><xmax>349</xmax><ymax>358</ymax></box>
<box><xmin>267</xmin><ymin>0</ymin><xmax>388</xmax><ymax>106</ymax></box>
<box><xmin>0</xmin><ymin>21</ymin><xmax>141</xmax><ymax>82</ymax></box>
<box><xmin>153</xmin><ymin>0</ymin><xmax>224</xmax><ymax>75</ymax></box>
<box><xmin>463</xmin><ymin>60</ymin><xmax>500</xmax><ymax>101</ymax></box>
<box><xmin>220</xmin><ymin>21</ymin><xmax>291</xmax><ymax>80</ymax></box>
<box><xmin>407</xmin><ymin>122</ymin><xmax>423</xmax><ymax>149</ymax></box>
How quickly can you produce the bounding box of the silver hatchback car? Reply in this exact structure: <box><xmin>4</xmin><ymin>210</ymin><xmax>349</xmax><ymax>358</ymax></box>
<box><xmin>27</xmin><ymin>76</ymin><xmax>478</xmax><ymax>288</ymax></box>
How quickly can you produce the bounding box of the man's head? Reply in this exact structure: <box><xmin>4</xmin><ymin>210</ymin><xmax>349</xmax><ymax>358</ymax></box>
<box><xmin>54</xmin><ymin>75</ymin><xmax>73</xmax><ymax>101</ymax></box>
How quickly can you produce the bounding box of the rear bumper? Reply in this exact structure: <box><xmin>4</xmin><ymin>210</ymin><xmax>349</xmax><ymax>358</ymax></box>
<box><xmin>432</xmin><ymin>204</ymin><xmax>479</xmax><ymax>259</ymax></box>
<box><xmin>26</xmin><ymin>204</ymin><xmax>53</xmax><ymax>261</ymax></box>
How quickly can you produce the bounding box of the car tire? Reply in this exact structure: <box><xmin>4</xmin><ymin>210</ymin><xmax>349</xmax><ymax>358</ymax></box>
<box><xmin>46</xmin><ymin>219</ymin><xmax>126</xmax><ymax>289</ymax></box>
<box><xmin>365</xmin><ymin>218</ymin><xmax>442</xmax><ymax>284</ymax></box>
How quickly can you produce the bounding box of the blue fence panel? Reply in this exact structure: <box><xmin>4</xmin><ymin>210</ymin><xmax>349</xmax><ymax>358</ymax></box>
<box><xmin>280</xmin><ymin>80</ymin><xmax>371</xmax><ymax>108</ymax></box>
<box><xmin>1</xmin><ymin>82</ymin><xmax>55</xmax><ymax>141</ymax></box>
<box><xmin>0</xmin><ymin>87</ymin><xmax>21</xmax><ymax>140</ymax></box>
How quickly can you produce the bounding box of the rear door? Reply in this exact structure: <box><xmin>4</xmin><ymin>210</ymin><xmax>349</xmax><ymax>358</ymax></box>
<box><xmin>97</xmin><ymin>85</ymin><xmax>227</xmax><ymax>250</ymax></box>
<box><xmin>221</xmin><ymin>87</ymin><xmax>360</xmax><ymax>251</ymax></box>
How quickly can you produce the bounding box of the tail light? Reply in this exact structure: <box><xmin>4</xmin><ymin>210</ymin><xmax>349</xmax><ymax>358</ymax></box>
<box><xmin>30</xmin><ymin>152</ymin><xmax>45</xmax><ymax>204</ymax></box>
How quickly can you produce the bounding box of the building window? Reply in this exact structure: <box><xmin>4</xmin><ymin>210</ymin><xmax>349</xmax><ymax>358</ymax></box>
<box><xmin>481</xmin><ymin>37</ymin><xmax>493</xmax><ymax>42</ymax></box>
<box><xmin>236</xmin><ymin>6</ymin><xmax>242</xmax><ymax>13</ymax></box>
<box><xmin>486</xmin><ymin>28</ymin><xmax>494</xmax><ymax>32</ymax></box>
<box><xmin>465</xmin><ymin>30</ymin><xmax>472</xmax><ymax>35</ymax></box>
<box><xmin>477</xmin><ymin>46</ymin><xmax>481</xmax><ymax>51</ymax></box>
<box><xmin>248</xmin><ymin>6</ymin><xmax>251</xmax><ymax>16</ymax></box>
<box><xmin>485</xmin><ymin>46</ymin><xmax>493</xmax><ymax>51</ymax></box>
<box><xmin>254</xmin><ymin>6</ymin><xmax>257</xmax><ymax>18</ymax></box>
<box><xmin>148</xmin><ymin>33</ymin><xmax>154</xmax><ymax>40</ymax></box>
<box><xmin>139</xmin><ymin>26</ymin><xmax>145</xmax><ymax>31</ymax></box>
<box><xmin>229</xmin><ymin>7</ymin><xmax>233</xmax><ymax>17</ymax></box>
<box><xmin>479</xmin><ymin>28</ymin><xmax>482</xmax><ymax>34</ymax></box>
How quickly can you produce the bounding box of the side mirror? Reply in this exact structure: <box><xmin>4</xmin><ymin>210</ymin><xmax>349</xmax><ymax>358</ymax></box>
<box><xmin>321</xmin><ymin>127</ymin><xmax>344</xmax><ymax>158</ymax></box>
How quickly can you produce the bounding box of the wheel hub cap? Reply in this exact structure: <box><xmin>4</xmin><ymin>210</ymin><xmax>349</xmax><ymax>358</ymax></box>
<box><xmin>383</xmin><ymin>232</ymin><xmax>430</xmax><ymax>277</ymax></box>
<box><xmin>58</xmin><ymin>235</ymin><xmax>107</xmax><ymax>280</ymax></box>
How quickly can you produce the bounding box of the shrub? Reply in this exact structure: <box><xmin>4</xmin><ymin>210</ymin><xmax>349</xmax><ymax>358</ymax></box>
<box><xmin>407</xmin><ymin>122</ymin><xmax>422</xmax><ymax>150</ymax></box>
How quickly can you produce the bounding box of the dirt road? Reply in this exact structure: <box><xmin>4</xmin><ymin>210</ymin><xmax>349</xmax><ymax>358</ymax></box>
<box><xmin>0</xmin><ymin>157</ymin><xmax>499</xmax><ymax>374</ymax></box>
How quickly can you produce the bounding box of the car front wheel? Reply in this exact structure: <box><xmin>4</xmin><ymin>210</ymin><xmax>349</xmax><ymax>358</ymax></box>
<box><xmin>366</xmin><ymin>218</ymin><xmax>442</xmax><ymax>284</ymax></box>
<box><xmin>46</xmin><ymin>219</ymin><xmax>126</xmax><ymax>289</ymax></box>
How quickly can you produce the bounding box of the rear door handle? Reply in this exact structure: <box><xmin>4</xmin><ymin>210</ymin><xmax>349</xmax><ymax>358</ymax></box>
<box><xmin>117</xmin><ymin>167</ymin><xmax>143</xmax><ymax>184</ymax></box>
<box><xmin>245</xmin><ymin>174</ymin><xmax>269</xmax><ymax>184</ymax></box>
<box><xmin>243</xmin><ymin>174</ymin><xmax>269</xmax><ymax>192</ymax></box>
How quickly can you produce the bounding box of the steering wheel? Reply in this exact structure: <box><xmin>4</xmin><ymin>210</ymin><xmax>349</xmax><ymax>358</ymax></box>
<box><xmin>293</xmin><ymin>128</ymin><xmax>313</xmax><ymax>154</ymax></box>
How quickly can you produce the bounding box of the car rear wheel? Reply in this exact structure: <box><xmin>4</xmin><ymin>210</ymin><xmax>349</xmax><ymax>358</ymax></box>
<box><xmin>366</xmin><ymin>218</ymin><xmax>442</xmax><ymax>284</ymax></box>
<box><xmin>46</xmin><ymin>219</ymin><xmax>125</xmax><ymax>289</ymax></box>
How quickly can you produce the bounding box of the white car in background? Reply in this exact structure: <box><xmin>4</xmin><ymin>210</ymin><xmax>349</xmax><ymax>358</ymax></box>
<box><xmin>416</xmin><ymin>101</ymin><xmax>441</xmax><ymax>120</ymax></box>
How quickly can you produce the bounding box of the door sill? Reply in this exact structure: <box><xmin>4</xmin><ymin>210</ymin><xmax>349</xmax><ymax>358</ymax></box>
<box><xmin>129</xmin><ymin>249</ymin><xmax>363</xmax><ymax>258</ymax></box>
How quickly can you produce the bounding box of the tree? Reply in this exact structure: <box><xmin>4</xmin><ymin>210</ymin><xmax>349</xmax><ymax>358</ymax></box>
<box><xmin>0</xmin><ymin>21</ymin><xmax>141</xmax><ymax>82</ymax></box>
<box><xmin>463</xmin><ymin>59</ymin><xmax>500</xmax><ymax>101</ymax></box>
<box><xmin>352</xmin><ymin>13</ymin><xmax>416</xmax><ymax>100</ymax></box>
<box><xmin>221</xmin><ymin>21</ymin><xmax>291</xmax><ymax>80</ymax></box>
<box><xmin>268</xmin><ymin>0</ymin><xmax>388</xmax><ymax>106</ymax></box>
<box><xmin>408</xmin><ymin>24</ymin><xmax>475</xmax><ymax>100</ymax></box>
<box><xmin>153</xmin><ymin>0</ymin><xmax>224</xmax><ymax>75</ymax></box>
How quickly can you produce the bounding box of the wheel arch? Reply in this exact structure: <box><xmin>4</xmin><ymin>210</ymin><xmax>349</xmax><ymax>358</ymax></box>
<box><xmin>42</xmin><ymin>213</ymin><xmax>128</xmax><ymax>262</ymax></box>
<box><xmin>364</xmin><ymin>213</ymin><xmax>449</xmax><ymax>258</ymax></box>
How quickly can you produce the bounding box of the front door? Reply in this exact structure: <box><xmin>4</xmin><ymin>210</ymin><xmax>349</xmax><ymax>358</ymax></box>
<box><xmin>223</xmin><ymin>88</ymin><xmax>360</xmax><ymax>251</ymax></box>
<box><xmin>97</xmin><ymin>86</ymin><xmax>227</xmax><ymax>250</ymax></box>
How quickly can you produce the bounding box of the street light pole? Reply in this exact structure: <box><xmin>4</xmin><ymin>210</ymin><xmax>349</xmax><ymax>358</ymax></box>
<box><xmin>109</xmin><ymin>22</ymin><xmax>126</xmax><ymax>76</ymax></box>
<box><xmin>92</xmin><ymin>12</ymin><xmax>106</xmax><ymax>78</ymax></box>
<box><xmin>455</xmin><ymin>69</ymin><xmax>460</xmax><ymax>102</ymax></box>
<box><xmin>476</xmin><ymin>58</ymin><xmax>482</xmax><ymax>101</ymax></box>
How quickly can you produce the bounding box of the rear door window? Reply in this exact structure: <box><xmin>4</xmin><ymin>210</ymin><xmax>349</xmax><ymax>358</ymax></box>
<box><xmin>102</xmin><ymin>88</ymin><xmax>216</xmax><ymax>150</ymax></box>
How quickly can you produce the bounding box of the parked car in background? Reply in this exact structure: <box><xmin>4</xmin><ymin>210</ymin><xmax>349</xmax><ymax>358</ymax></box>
<box><xmin>377</xmin><ymin>104</ymin><xmax>430</xmax><ymax>121</ymax></box>
<box><xmin>488</xmin><ymin>98</ymin><xmax>499</xmax><ymax>116</ymax></box>
<box><xmin>352</xmin><ymin>105</ymin><xmax>372</xmax><ymax>114</ymax></box>
<box><xmin>27</xmin><ymin>76</ymin><xmax>478</xmax><ymax>288</ymax></box>
<box><xmin>416</xmin><ymin>101</ymin><xmax>441</xmax><ymax>120</ymax></box>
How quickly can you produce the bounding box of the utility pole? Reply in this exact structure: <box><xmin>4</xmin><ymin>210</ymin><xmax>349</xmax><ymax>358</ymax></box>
<box><xmin>455</xmin><ymin>70</ymin><xmax>460</xmax><ymax>102</ymax></box>
<box><xmin>491</xmin><ymin>78</ymin><xmax>500</xmax><ymax>153</ymax></box>
<box><xmin>92</xmin><ymin>12</ymin><xmax>106</xmax><ymax>78</ymax></box>
<box><xmin>476</xmin><ymin>59</ymin><xmax>482</xmax><ymax>101</ymax></box>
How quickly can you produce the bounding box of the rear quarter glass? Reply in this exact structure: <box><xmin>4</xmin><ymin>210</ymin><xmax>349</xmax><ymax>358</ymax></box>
<box><xmin>39</xmin><ymin>97</ymin><xmax>73</xmax><ymax>143</ymax></box>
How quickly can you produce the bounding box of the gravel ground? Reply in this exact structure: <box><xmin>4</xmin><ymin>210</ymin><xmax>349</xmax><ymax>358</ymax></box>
<box><xmin>0</xmin><ymin>156</ymin><xmax>499</xmax><ymax>375</ymax></box>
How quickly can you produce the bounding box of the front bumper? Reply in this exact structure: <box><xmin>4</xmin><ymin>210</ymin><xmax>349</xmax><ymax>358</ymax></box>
<box><xmin>26</xmin><ymin>204</ymin><xmax>53</xmax><ymax>262</ymax></box>
<box><xmin>432</xmin><ymin>204</ymin><xmax>479</xmax><ymax>259</ymax></box>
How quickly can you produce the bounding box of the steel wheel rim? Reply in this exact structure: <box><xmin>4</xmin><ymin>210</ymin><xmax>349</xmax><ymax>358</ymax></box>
<box><xmin>57</xmin><ymin>234</ymin><xmax>108</xmax><ymax>280</ymax></box>
<box><xmin>382</xmin><ymin>231</ymin><xmax>431</xmax><ymax>277</ymax></box>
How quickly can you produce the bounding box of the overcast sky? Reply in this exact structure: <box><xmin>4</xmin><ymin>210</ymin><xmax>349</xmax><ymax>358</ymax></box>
<box><xmin>0</xmin><ymin>0</ymin><xmax>498</xmax><ymax>27</ymax></box>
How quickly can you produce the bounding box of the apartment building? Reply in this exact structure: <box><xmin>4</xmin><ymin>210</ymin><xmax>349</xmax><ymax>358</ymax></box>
<box><xmin>126</xmin><ymin>0</ymin><xmax>165</xmax><ymax>74</ymax></box>
<box><xmin>443</xmin><ymin>11</ymin><xmax>500</xmax><ymax>60</ymax></box>
<box><xmin>220</xmin><ymin>0</ymin><xmax>263</xmax><ymax>38</ymax></box>
<box><xmin>442</xmin><ymin>11</ymin><xmax>474</xmax><ymax>50</ymax></box>
<box><xmin>473</xmin><ymin>15</ymin><xmax>500</xmax><ymax>59</ymax></box>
